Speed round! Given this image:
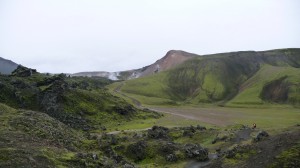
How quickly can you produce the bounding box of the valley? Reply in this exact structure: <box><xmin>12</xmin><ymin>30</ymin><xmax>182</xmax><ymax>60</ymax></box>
<box><xmin>0</xmin><ymin>48</ymin><xmax>300</xmax><ymax>168</ymax></box>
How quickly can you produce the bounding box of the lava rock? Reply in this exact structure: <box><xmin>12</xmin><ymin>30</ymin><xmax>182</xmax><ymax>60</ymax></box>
<box><xmin>184</xmin><ymin>144</ymin><xmax>209</xmax><ymax>161</ymax></box>
<box><xmin>11</xmin><ymin>65</ymin><xmax>37</xmax><ymax>77</ymax></box>
<box><xmin>113</xmin><ymin>105</ymin><xmax>136</xmax><ymax>115</ymax></box>
<box><xmin>147</xmin><ymin>126</ymin><xmax>169</xmax><ymax>139</ymax></box>
<box><xmin>165</xmin><ymin>154</ymin><xmax>178</xmax><ymax>162</ymax></box>
<box><xmin>126</xmin><ymin>141</ymin><xmax>147</xmax><ymax>161</ymax></box>
<box><xmin>196</xmin><ymin>125</ymin><xmax>207</xmax><ymax>131</ymax></box>
<box><xmin>123</xmin><ymin>163</ymin><xmax>135</xmax><ymax>168</ymax></box>
<box><xmin>254</xmin><ymin>130</ymin><xmax>269</xmax><ymax>142</ymax></box>
<box><xmin>160</xmin><ymin>142</ymin><xmax>178</xmax><ymax>155</ymax></box>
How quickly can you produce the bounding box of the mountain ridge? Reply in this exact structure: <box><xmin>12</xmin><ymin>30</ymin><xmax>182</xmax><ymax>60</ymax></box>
<box><xmin>71</xmin><ymin>48</ymin><xmax>300</xmax><ymax>81</ymax></box>
<box><xmin>0</xmin><ymin>57</ymin><xmax>18</xmax><ymax>74</ymax></box>
<box><xmin>71</xmin><ymin>50</ymin><xmax>198</xmax><ymax>80</ymax></box>
<box><xmin>115</xmin><ymin>48</ymin><xmax>300</xmax><ymax>106</ymax></box>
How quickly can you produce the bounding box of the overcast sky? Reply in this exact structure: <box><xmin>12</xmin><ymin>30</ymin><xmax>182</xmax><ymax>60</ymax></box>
<box><xmin>0</xmin><ymin>0</ymin><xmax>299</xmax><ymax>73</ymax></box>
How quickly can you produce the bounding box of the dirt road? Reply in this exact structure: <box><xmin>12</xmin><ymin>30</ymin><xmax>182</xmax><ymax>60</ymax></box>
<box><xmin>114</xmin><ymin>83</ymin><xmax>231</xmax><ymax>126</ymax></box>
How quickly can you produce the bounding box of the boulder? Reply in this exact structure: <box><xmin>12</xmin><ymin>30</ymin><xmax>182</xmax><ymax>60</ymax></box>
<box><xmin>165</xmin><ymin>154</ymin><xmax>177</xmax><ymax>162</ymax></box>
<box><xmin>225</xmin><ymin>148</ymin><xmax>237</xmax><ymax>158</ymax></box>
<box><xmin>11</xmin><ymin>65</ymin><xmax>37</xmax><ymax>77</ymax></box>
<box><xmin>183</xmin><ymin>130</ymin><xmax>195</xmax><ymax>138</ymax></box>
<box><xmin>160</xmin><ymin>142</ymin><xmax>178</xmax><ymax>155</ymax></box>
<box><xmin>184</xmin><ymin>144</ymin><xmax>208</xmax><ymax>161</ymax></box>
<box><xmin>113</xmin><ymin>105</ymin><xmax>136</xmax><ymax>115</ymax></box>
<box><xmin>123</xmin><ymin>163</ymin><xmax>135</xmax><ymax>168</ymax></box>
<box><xmin>126</xmin><ymin>141</ymin><xmax>147</xmax><ymax>161</ymax></box>
<box><xmin>254</xmin><ymin>130</ymin><xmax>269</xmax><ymax>142</ymax></box>
<box><xmin>147</xmin><ymin>126</ymin><xmax>169</xmax><ymax>139</ymax></box>
<box><xmin>196</xmin><ymin>125</ymin><xmax>207</xmax><ymax>131</ymax></box>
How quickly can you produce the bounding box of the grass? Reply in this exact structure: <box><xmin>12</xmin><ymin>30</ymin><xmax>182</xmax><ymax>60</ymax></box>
<box><xmin>108</xmin><ymin>49</ymin><xmax>300</xmax><ymax>107</ymax></box>
<box><xmin>141</xmin><ymin>105</ymin><xmax>300</xmax><ymax>132</ymax></box>
<box><xmin>106</xmin><ymin>113</ymin><xmax>209</xmax><ymax>132</ymax></box>
<box><xmin>228</xmin><ymin>65</ymin><xmax>300</xmax><ymax>106</ymax></box>
<box><xmin>269</xmin><ymin>141</ymin><xmax>300</xmax><ymax>168</ymax></box>
<box><xmin>121</xmin><ymin>72</ymin><xmax>171</xmax><ymax>99</ymax></box>
<box><xmin>223</xmin><ymin>149</ymin><xmax>256</xmax><ymax>166</ymax></box>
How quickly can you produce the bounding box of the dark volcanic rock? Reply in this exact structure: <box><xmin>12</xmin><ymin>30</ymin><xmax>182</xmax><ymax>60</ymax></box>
<box><xmin>126</xmin><ymin>141</ymin><xmax>147</xmax><ymax>162</ymax></box>
<box><xmin>11</xmin><ymin>65</ymin><xmax>37</xmax><ymax>77</ymax></box>
<box><xmin>148</xmin><ymin>126</ymin><xmax>169</xmax><ymax>139</ymax></box>
<box><xmin>165</xmin><ymin>154</ymin><xmax>178</xmax><ymax>162</ymax></box>
<box><xmin>184</xmin><ymin>144</ymin><xmax>209</xmax><ymax>161</ymax></box>
<box><xmin>196</xmin><ymin>125</ymin><xmax>207</xmax><ymax>131</ymax></box>
<box><xmin>113</xmin><ymin>104</ymin><xmax>136</xmax><ymax>115</ymax></box>
<box><xmin>160</xmin><ymin>142</ymin><xmax>178</xmax><ymax>155</ymax></box>
<box><xmin>123</xmin><ymin>163</ymin><xmax>135</xmax><ymax>168</ymax></box>
<box><xmin>254</xmin><ymin>130</ymin><xmax>269</xmax><ymax>142</ymax></box>
<box><xmin>38</xmin><ymin>74</ymin><xmax>91</xmax><ymax>130</ymax></box>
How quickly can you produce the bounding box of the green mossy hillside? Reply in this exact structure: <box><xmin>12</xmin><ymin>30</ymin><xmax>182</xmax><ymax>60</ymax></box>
<box><xmin>116</xmin><ymin>48</ymin><xmax>300</xmax><ymax>106</ymax></box>
<box><xmin>0</xmin><ymin>67</ymin><xmax>161</xmax><ymax>131</ymax></box>
<box><xmin>0</xmin><ymin>103</ymin><xmax>136</xmax><ymax>167</ymax></box>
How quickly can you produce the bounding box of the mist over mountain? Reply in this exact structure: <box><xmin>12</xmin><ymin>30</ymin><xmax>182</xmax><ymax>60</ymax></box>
<box><xmin>71</xmin><ymin>50</ymin><xmax>199</xmax><ymax>80</ymax></box>
<box><xmin>0</xmin><ymin>57</ymin><xmax>18</xmax><ymax>74</ymax></box>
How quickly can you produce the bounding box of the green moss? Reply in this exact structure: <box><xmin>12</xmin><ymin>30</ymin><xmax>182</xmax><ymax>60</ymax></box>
<box><xmin>80</xmin><ymin>140</ymin><xmax>98</xmax><ymax>150</ymax></box>
<box><xmin>224</xmin><ymin>149</ymin><xmax>256</xmax><ymax>166</ymax></box>
<box><xmin>110</xmin><ymin>49</ymin><xmax>300</xmax><ymax>107</ymax></box>
<box><xmin>269</xmin><ymin>142</ymin><xmax>300</xmax><ymax>168</ymax></box>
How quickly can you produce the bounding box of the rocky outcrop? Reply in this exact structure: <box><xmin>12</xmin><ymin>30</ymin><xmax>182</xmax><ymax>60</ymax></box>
<box><xmin>39</xmin><ymin>74</ymin><xmax>91</xmax><ymax>130</ymax></box>
<box><xmin>260</xmin><ymin>76</ymin><xmax>289</xmax><ymax>103</ymax></box>
<box><xmin>113</xmin><ymin>104</ymin><xmax>136</xmax><ymax>115</ymax></box>
<box><xmin>11</xmin><ymin>65</ymin><xmax>37</xmax><ymax>77</ymax></box>
<box><xmin>147</xmin><ymin>126</ymin><xmax>169</xmax><ymax>139</ymax></box>
<box><xmin>254</xmin><ymin>130</ymin><xmax>269</xmax><ymax>142</ymax></box>
<box><xmin>165</xmin><ymin>154</ymin><xmax>178</xmax><ymax>162</ymax></box>
<box><xmin>126</xmin><ymin>141</ymin><xmax>147</xmax><ymax>162</ymax></box>
<box><xmin>184</xmin><ymin>143</ymin><xmax>209</xmax><ymax>161</ymax></box>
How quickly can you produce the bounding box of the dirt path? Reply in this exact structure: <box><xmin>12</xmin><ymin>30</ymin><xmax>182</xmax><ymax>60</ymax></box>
<box><xmin>106</xmin><ymin>128</ymin><xmax>151</xmax><ymax>135</ymax></box>
<box><xmin>149</xmin><ymin>107</ymin><xmax>231</xmax><ymax>126</ymax></box>
<box><xmin>114</xmin><ymin>83</ymin><xmax>142</xmax><ymax>107</ymax></box>
<box><xmin>113</xmin><ymin>83</ymin><xmax>230</xmax><ymax>126</ymax></box>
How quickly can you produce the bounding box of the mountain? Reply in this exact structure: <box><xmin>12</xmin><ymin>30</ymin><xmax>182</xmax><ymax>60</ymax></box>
<box><xmin>0</xmin><ymin>57</ymin><xmax>18</xmax><ymax>74</ymax></box>
<box><xmin>133</xmin><ymin>50</ymin><xmax>198</xmax><ymax>78</ymax></box>
<box><xmin>71</xmin><ymin>50</ymin><xmax>197</xmax><ymax>80</ymax></box>
<box><xmin>115</xmin><ymin>48</ymin><xmax>300</xmax><ymax>107</ymax></box>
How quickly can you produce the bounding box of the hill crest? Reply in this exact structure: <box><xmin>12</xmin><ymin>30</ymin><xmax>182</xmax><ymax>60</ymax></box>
<box><xmin>0</xmin><ymin>57</ymin><xmax>18</xmax><ymax>74</ymax></box>
<box><xmin>71</xmin><ymin>50</ymin><xmax>199</xmax><ymax>80</ymax></box>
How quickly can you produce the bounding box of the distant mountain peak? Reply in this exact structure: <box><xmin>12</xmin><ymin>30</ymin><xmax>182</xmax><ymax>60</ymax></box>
<box><xmin>0</xmin><ymin>57</ymin><xmax>18</xmax><ymax>74</ymax></box>
<box><xmin>159</xmin><ymin>50</ymin><xmax>198</xmax><ymax>67</ymax></box>
<box><xmin>71</xmin><ymin>49</ymin><xmax>199</xmax><ymax>80</ymax></box>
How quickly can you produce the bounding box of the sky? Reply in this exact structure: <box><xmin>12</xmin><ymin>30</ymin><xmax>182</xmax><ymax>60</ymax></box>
<box><xmin>0</xmin><ymin>0</ymin><xmax>299</xmax><ymax>73</ymax></box>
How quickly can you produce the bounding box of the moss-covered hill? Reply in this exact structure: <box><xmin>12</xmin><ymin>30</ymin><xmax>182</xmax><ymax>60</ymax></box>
<box><xmin>0</xmin><ymin>65</ymin><xmax>160</xmax><ymax>131</ymax></box>
<box><xmin>0</xmin><ymin>65</ymin><xmax>162</xmax><ymax>167</ymax></box>
<box><xmin>116</xmin><ymin>48</ymin><xmax>300</xmax><ymax>107</ymax></box>
<box><xmin>0</xmin><ymin>103</ymin><xmax>142</xmax><ymax>167</ymax></box>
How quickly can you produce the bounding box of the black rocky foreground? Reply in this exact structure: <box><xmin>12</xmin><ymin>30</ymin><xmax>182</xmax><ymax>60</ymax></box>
<box><xmin>203</xmin><ymin>126</ymin><xmax>300</xmax><ymax>168</ymax></box>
